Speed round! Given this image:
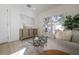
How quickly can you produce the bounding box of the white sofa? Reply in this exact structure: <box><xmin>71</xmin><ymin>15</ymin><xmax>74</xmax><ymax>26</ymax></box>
<box><xmin>43</xmin><ymin>30</ymin><xmax>79</xmax><ymax>55</ymax></box>
<box><xmin>55</xmin><ymin>30</ymin><xmax>79</xmax><ymax>43</ymax></box>
<box><xmin>44</xmin><ymin>38</ymin><xmax>79</xmax><ymax>54</ymax></box>
<box><xmin>55</xmin><ymin>30</ymin><xmax>72</xmax><ymax>41</ymax></box>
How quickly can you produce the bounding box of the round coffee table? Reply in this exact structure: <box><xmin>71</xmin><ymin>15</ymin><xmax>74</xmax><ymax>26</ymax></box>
<box><xmin>40</xmin><ymin>50</ymin><xmax>69</xmax><ymax>55</ymax></box>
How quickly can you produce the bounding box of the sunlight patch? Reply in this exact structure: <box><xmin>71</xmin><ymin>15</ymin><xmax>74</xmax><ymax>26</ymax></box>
<box><xmin>11</xmin><ymin>48</ymin><xmax>26</xmax><ymax>55</ymax></box>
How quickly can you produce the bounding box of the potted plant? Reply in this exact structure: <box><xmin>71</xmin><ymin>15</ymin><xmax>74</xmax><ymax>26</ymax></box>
<box><xmin>63</xmin><ymin>14</ymin><xmax>79</xmax><ymax>30</ymax></box>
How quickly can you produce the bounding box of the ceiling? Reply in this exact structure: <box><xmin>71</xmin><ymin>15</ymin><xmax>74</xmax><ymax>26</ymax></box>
<box><xmin>0</xmin><ymin>4</ymin><xmax>61</xmax><ymax>15</ymax></box>
<box><xmin>26</xmin><ymin>4</ymin><xmax>62</xmax><ymax>14</ymax></box>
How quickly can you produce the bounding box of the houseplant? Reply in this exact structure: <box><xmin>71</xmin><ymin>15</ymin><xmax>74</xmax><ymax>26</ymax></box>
<box><xmin>63</xmin><ymin>14</ymin><xmax>79</xmax><ymax>30</ymax></box>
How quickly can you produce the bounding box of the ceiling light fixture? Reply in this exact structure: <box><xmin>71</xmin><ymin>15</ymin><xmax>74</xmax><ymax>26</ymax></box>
<box><xmin>26</xmin><ymin>4</ymin><xmax>36</xmax><ymax>10</ymax></box>
<box><xmin>27</xmin><ymin>4</ymin><xmax>32</xmax><ymax>8</ymax></box>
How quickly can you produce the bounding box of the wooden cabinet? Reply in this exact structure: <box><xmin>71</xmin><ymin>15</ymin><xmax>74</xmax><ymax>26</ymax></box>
<box><xmin>33</xmin><ymin>29</ymin><xmax>38</xmax><ymax>37</ymax></box>
<box><xmin>19</xmin><ymin>27</ymin><xmax>38</xmax><ymax>40</ymax></box>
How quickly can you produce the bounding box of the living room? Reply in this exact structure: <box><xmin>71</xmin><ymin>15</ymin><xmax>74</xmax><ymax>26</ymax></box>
<box><xmin>0</xmin><ymin>4</ymin><xmax>79</xmax><ymax>55</ymax></box>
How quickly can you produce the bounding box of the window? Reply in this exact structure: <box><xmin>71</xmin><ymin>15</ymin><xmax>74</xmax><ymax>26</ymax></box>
<box><xmin>44</xmin><ymin>15</ymin><xmax>64</xmax><ymax>33</ymax></box>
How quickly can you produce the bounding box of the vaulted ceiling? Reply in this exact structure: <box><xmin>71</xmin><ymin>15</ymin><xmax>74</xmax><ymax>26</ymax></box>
<box><xmin>26</xmin><ymin>4</ymin><xmax>62</xmax><ymax>14</ymax></box>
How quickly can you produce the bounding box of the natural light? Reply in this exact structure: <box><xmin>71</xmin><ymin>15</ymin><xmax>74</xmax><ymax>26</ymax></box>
<box><xmin>11</xmin><ymin>48</ymin><xmax>26</xmax><ymax>55</ymax></box>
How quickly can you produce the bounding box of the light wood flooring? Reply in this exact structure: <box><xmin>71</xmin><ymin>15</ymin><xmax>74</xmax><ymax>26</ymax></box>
<box><xmin>0</xmin><ymin>39</ymin><xmax>37</xmax><ymax>55</ymax></box>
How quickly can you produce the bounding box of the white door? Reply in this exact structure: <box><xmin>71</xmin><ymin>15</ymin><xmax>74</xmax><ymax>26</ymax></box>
<box><xmin>0</xmin><ymin>9</ymin><xmax>9</xmax><ymax>43</ymax></box>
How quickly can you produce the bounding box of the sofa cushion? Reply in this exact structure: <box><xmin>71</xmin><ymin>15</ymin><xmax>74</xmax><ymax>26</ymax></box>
<box><xmin>55</xmin><ymin>31</ymin><xmax>63</xmax><ymax>40</ymax></box>
<box><xmin>63</xmin><ymin>30</ymin><xmax>72</xmax><ymax>41</ymax></box>
<box><xmin>55</xmin><ymin>30</ymin><xmax>72</xmax><ymax>41</ymax></box>
<box><xmin>72</xmin><ymin>30</ymin><xmax>79</xmax><ymax>43</ymax></box>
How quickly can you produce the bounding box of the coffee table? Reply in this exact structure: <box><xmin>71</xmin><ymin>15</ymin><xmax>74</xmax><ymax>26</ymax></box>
<box><xmin>39</xmin><ymin>50</ymin><xmax>69</xmax><ymax>55</ymax></box>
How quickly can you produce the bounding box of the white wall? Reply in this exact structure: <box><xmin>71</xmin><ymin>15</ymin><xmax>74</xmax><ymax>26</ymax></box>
<box><xmin>38</xmin><ymin>4</ymin><xmax>79</xmax><ymax>35</ymax></box>
<box><xmin>8</xmin><ymin>5</ymin><xmax>37</xmax><ymax>42</ymax></box>
<box><xmin>0</xmin><ymin>8</ymin><xmax>9</xmax><ymax>43</ymax></box>
<box><xmin>0</xmin><ymin>5</ymin><xmax>37</xmax><ymax>43</ymax></box>
<box><xmin>20</xmin><ymin>13</ymin><xmax>36</xmax><ymax>28</ymax></box>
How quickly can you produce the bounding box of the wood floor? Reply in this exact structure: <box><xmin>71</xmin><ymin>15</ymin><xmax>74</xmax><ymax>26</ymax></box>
<box><xmin>0</xmin><ymin>39</ymin><xmax>33</xmax><ymax>55</ymax></box>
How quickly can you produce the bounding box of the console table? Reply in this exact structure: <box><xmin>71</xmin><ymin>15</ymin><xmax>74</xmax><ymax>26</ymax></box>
<box><xmin>19</xmin><ymin>26</ymin><xmax>38</xmax><ymax>40</ymax></box>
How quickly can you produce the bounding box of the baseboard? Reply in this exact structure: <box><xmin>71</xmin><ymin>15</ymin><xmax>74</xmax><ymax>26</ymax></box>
<box><xmin>0</xmin><ymin>42</ymin><xmax>8</xmax><ymax>45</ymax></box>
